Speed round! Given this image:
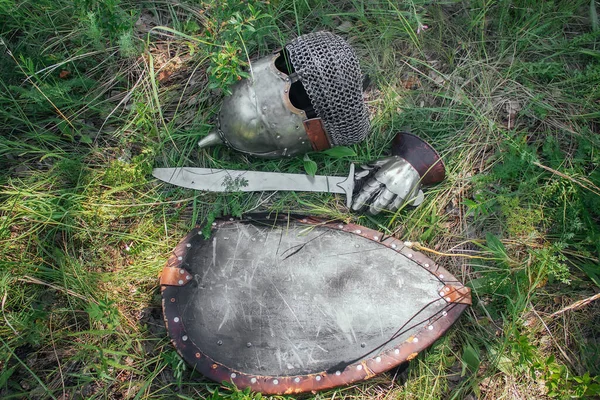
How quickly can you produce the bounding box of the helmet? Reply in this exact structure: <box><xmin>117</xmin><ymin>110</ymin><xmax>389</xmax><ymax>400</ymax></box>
<box><xmin>199</xmin><ymin>31</ymin><xmax>370</xmax><ymax>158</ymax></box>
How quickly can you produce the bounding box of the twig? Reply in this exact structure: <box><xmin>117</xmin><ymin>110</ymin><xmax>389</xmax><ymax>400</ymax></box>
<box><xmin>49</xmin><ymin>314</ymin><xmax>66</xmax><ymax>399</ymax></box>
<box><xmin>549</xmin><ymin>292</ymin><xmax>600</xmax><ymax>318</ymax></box>
<box><xmin>404</xmin><ymin>241</ymin><xmax>498</xmax><ymax>261</ymax></box>
<box><xmin>530</xmin><ymin>305</ymin><xmax>575</xmax><ymax>369</ymax></box>
<box><xmin>2</xmin><ymin>290</ymin><xmax>18</xmax><ymax>335</ymax></box>
<box><xmin>18</xmin><ymin>276</ymin><xmax>95</xmax><ymax>303</ymax></box>
<box><xmin>533</xmin><ymin>161</ymin><xmax>600</xmax><ymax>197</ymax></box>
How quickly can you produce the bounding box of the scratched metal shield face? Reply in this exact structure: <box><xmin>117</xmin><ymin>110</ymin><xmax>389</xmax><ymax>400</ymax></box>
<box><xmin>160</xmin><ymin>216</ymin><xmax>470</xmax><ymax>395</ymax></box>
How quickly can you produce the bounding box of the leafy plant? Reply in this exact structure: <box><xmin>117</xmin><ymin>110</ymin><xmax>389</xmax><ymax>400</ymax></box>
<box><xmin>86</xmin><ymin>298</ymin><xmax>120</xmax><ymax>329</ymax></box>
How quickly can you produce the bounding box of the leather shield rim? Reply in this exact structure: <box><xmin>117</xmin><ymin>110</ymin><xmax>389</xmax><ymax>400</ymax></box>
<box><xmin>160</xmin><ymin>215</ymin><xmax>470</xmax><ymax>395</ymax></box>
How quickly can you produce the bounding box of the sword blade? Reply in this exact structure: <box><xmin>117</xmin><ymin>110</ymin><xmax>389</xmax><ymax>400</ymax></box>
<box><xmin>152</xmin><ymin>165</ymin><xmax>356</xmax><ymax>207</ymax></box>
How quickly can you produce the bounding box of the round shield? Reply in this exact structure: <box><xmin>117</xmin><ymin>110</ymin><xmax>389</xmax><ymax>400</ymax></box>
<box><xmin>160</xmin><ymin>215</ymin><xmax>470</xmax><ymax>395</ymax></box>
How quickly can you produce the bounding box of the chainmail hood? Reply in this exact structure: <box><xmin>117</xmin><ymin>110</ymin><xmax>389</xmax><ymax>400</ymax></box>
<box><xmin>285</xmin><ymin>31</ymin><xmax>370</xmax><ymax>146</ymax></box>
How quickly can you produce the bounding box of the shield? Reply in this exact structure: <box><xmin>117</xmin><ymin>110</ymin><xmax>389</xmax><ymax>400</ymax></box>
<box><xmin>160</xmin><ymin>215</ymin><xmax>471</xmax><ymax>395</ymax></box>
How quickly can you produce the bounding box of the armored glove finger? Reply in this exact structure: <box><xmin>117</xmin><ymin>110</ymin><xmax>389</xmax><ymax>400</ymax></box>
<box><xmin>368</xmin><ymin>187</ymin><xmax>397</xmax><ymax>215</ymax></box>
<box><xmin>351</xmin><ymin>176</ymin><xmax>384</xmax><ymax>212</ymax></box>
<box><xmin>353</xmin><ymin>157</ymin><xmax>397</xmax><ymax>193</ymax></box>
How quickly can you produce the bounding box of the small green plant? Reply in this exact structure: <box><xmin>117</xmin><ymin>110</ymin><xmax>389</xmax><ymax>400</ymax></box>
<box><xmin>161</xmin><ymin>350</ymin><xmax>187</xmax><ymax>388</ymax></box>
<box><xmin>540</xmin><ymin>356</ymin><xmax>600</xmax><ymax>398</ymax></box>
<box><xmin>86</xmin><ymin>298</ymin><xmax>120</xmax><ymax>329</ymax></box>
<box><xmin>203</xmin><ymin>2</ymin><xmax>271</xmax><ymax>94</ymax></box>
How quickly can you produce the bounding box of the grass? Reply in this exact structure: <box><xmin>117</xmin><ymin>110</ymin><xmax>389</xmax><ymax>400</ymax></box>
<box><xmin>1</xmin><ymin>0</ymin><xmax>599</xmax><ymax>398</ymax></box>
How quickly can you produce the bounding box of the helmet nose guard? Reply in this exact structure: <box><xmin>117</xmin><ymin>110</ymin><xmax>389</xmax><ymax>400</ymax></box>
<box><xmin>198</xmin><ymin>31</ymin><xmax>370</xmax><ymax>158</ymax></box>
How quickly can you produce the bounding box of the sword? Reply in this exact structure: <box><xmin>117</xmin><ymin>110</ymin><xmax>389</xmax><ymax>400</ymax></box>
<box><xmin>152</xmin><ymin>164</ymin><xmax>356</xmax><ymax>208</ymax></box>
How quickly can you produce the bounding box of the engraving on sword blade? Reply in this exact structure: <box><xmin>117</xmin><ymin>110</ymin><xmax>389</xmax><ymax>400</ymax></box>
<box><xmin>222</xmin><ymin>175</ymin><xmax>249</xmax><ymax>191</ymax></box>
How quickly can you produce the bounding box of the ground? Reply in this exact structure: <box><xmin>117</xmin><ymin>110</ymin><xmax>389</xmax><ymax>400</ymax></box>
<box><xmin>1</xmin><ymin>0</ymin><xmax>599</xmax><ymax>399</ymax></box>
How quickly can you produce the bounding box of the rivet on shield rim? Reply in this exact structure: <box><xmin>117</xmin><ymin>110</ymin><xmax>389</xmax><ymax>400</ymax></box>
<box><xmin>413</xmin><ymin>337</ymin><xmax>419</xmax><ymax>343</ymax></box>
<box><xmin>231</xmin><ymin>373</ymin><xmax>236</xmax><ymax>378</ymax></box>
<box><xmin>373</xmin><ymin>236</ymin><xmax>379</xmax><ymax>240</ymax></box>
<box><xmin>251</xmin><ymin>378</ymin><xmax>257</xmax><ymax>384</ymax></box>
<box><xmin>394</xmin><ymin>349</ymin><xmax>400</xmax><ymax>355</ymax></box>
<box><xmin>195</xmin><ymin>352</ymin><xmax>201</xmax><ymax>358</ymax></box>
<box><xmin>170</xmin><ymin>298</ymin><xmax>176</xmax><ymax>302</ymax></box>
<box><xmin>439</xmin><ymin>274</ymin><xmax>444</xmax><ymax>279</ymax></box>
<box><xmin>407</xmin><ymin>253</ymin><xmax>413</xmax><ymax>258</ymax></box>
<box><xmin>355</xmin><ymin>229</ymin><xmax>361</xmax><ymax>234</ymax></box>
<box><xmin>424</xmin><ymin>263</ymin><xmax>430</xmax><ymax>268</ymax></box>
<box><xmin>376</xmin><ymin>357</ymin><xmax>381</xmax><ymax>362</ymax></box>
<box><xmin>178</xmin><ymin>280</ymin><xmax>184</xmax><ymax>285</ymax></box>
<box><xmin>294</xmin><ymin>377</ymin><xmax>300</xmax><ymax>383</ymax></box>
<box><xmin>338</xmin><ymin>224</ymin><xmax>344</xmax><ymax>229</ymax></box>
<box><xmin>442</xmin><ymin>311</ymin><xmax>448</xmax><ymax>316</ymax></box>
<box><xmin>217</xmin><ymin>340</ymin><xmax>223</xmax><ymax>346</ymax></box>
<box><xmin>316</xmin><ymin>375</ymin><xmax>322</xmax><ymax>381</ymax></box>
<box><xmin>177</xmin><ymin>256</ymin><xmax>183</xmax><ymax>261</ymax></box>
<box><xmin>428</xmin><ymin>325</ymin><xmax>434</xmax><ymax>330</ymax></box>
<box><xmin>391</xmin><ymin>244</ymin><xmax>397</xmax><ymax>249</ymax></box>
<box><xmin>179</xmin><ymin>269</ymin><xmax>185</xmax><ymax>274</ymax></box>
<box><xmin>273</xmin><ymin>379</ymin><xmax>279</xmax><ymax>385</ymax></box>
<box><xmin>186</xmin><ymin>275</ymin><xmax>192</xmax><ymax>280</ymax></box>
<box><xmin>186</xmin><ymin>243</ymin><xmax>191</xmax><ymax>248</ymax></box>
<box><xmin>445</xmin><ymin>297</ymin><xmax>451</xmax><ymax>302</ymax></box>
<box><xmin>439</xmin><ymin>291</ymin><xmax>445</xmax><ymax>296</ymax></box>
<box><xmin>357</xmin><ymin>365</ymin><xmax>363</xmax><ymax>370</ymax></box>
<box><xmin>212</xmin><ymin>222</ymin><xmax>217</xmax><ymax>226</ymax></box>
<box><xmin>173</xmin><ymin>317</ymin><xmax>179</xmax><ymax>323</ymax></box>
<box><xmin>182</xmin><ymin>335</ymin><xmax>188</xmax><ymax>341</ymax></box>
<box><xmin>335</xmin><ymin>371</ymin><xmax>341</xmax><ymax>376</ymax></box>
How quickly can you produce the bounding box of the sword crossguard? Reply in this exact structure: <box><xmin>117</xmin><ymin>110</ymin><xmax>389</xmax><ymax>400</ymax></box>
<box><xmin>335</xmin><ymin>164</ymin><xmax>355</xmax><ymax>208</ymax></box>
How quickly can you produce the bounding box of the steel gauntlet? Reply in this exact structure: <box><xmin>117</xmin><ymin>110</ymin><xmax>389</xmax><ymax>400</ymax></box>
<box><xmin>351</xmin><ymin>133</ymin><xmax>446</xmax><ymax>215</ymax></box>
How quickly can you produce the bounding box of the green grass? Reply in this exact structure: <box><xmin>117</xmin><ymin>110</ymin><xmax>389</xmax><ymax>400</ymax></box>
<box><xmin>1</xmin><ymin>0</ymin><xmax>600</xmax><ymax>398</ymax></box>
